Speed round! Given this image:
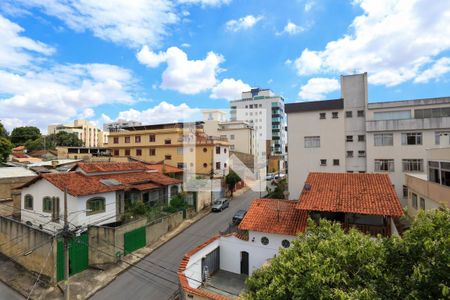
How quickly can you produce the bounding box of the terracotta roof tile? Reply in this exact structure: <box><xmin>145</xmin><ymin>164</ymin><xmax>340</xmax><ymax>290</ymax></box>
<box><xmin>297</xmin><ymin>172</ymin><xmax>404</xmax><ymax>217</ymax></box>
<box><xmin>77</xmin><ymin>162</ymin><xmax>147</xmax><ymax>173</ymax></box>
<box><xmin>238</xmin><ymin>199</ymin><xmax>307</xmax><ymax>236</ymax></box>
<box><xmin>146</xmin><ymin>164</ymin><xmax>184</xmax><ymax>174</ymax></box>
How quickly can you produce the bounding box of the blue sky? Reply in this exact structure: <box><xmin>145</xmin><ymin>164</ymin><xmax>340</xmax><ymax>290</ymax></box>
<box><xmin>0</xmin><ymin>0</ymin><xmax>449</xmax><ymax>131</ymax></box>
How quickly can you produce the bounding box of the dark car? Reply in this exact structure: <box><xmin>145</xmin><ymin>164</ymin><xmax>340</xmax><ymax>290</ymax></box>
<box><xmin>211</xmin><ymin>198</ymin><xmax>230</xmax><ymax>212</ymax></box>
<box><xmin>232</xmin><ymin>209</ymin><xmax>247</xmax><ymax>224</ymax></box>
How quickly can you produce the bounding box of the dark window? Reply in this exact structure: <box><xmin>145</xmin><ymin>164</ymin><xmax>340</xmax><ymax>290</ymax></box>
<box><xmin>224</xmin><ymin>148</ymin><xmax>227</xmax><ymax>153</ymax></box>
<box><xmin>357</xmin><ymin>110</ymin><xmax>365</xmax><ymax>117</ymax></box>
<box><xmin>216</xmin><ymin>162</ymin><xmax>221</xmax><ymax>169</ymax></box>
<box><xmin>412</xmin><ymin>193</ymin><xmax>418</xmax><ymax>209</ymax></box>
<box><xmin>402</xmin><ymin>159</ymin><xmax>424</xmax><ymax>172</ymax></box>
<box><xmin>43</xmin><ymin>197</ymin><xmax>53</xmax><ymax>213</ymax></box>
<box><xmin>420</xmin><ymin>197</ymin><xmax>425</xmax><ymax>210</ymax></box>
<box><xmin>135</xmin><ymin>136</ymin><xmax>141</xmax><ymax>143</ymax></box>
<box><xmin>281</xmin><ymin>239</ymin><xmax>290</xmax><ymax>248</ymax></box>
<box><xmin>333</xmin><ymin>159</ymin><xmax>340</xmax><ymax>166</ymax></box>
<box><xmin>86</xmin><ymin>197</ymin><xmax>105</xmax><ymax>215</ymax></box>
<box><xmin>216</xmin><ymin>147</ymin><xmax>220</xmax><ymax>154</ymax></box>
<box><xmin>375</xmin><ymin>159</ymin><xmax>394</xmax><ymax>172</ymax></box>
<box><xmin>358</xmin><ymin>151</ymin><xmax>366</xmax><ymax>157</ymax></box>
<box><xmin>332</xmin><ymin>112</ymin><xmax>339</xmax><ymax>119</ymax></box>
<box><xmin>402</xmin><ymin>132</ymin><xmax>422</xmax><ymax>145</ymax></box>
<box><xmin>346</xmin><ymin>151</ymin><xmax>353</xmax><ymax>158</ymax></box>
<box><xmin>320</xmin><ymin>159</ymin><xmax>327</xmax><ymax>166</ymax></box>
<box><xmin>203</xmin><ymin>148</ymin><xmax>207</xmax><ymax>152</ymax></box>
<box><xmin>124</xmin><ymin>136</ymin><xmax>130</xmax><ymax>143</ymax></box>
<box><xmin>24</xmin><ymin>194</ymin><xmax>33</xmax><ymax>210</ymax></box>
<box><xmin>346</xmin><ymin>111</ymin><xmax>352</xmax><ymax>118</ymax></box>
<box><xmin>113</xmin><ymin>137</ymin><xmax>119</xmax><ymax>144</ymax></box>
<box><xmin>164</xmin><ymin>139</ymin><xmax>171</xmax><ymax>145</ymax></box>
<box><xmin>177</xmin><ymin>163</ymin><xmax>185</xmax><ymax>169</ymax></box>
<box><xmin>149</xmin><ymin>134</ymin><xmax>155</xmax><ymax>142</ymax></box>
<box><xmin>203</xmin><ymin>163</ymin><xmax>208</xmax><ymax>168</ymax></box>
<box><xmin>113</xmin><ymin>150</ymin><xmax>119</xmax><ymax>156</ymax></box>
<box><xmin>358</xmin><ymin>135</ymin><xmax>365</xmax><ymax>142</ymax></box>
<box><xmin>319</xmin><ymin>113</ymin><xmax>326</xmax><ymax>119</ymax></box>
<box><xmin>346</xmin><ymin>135</ymin><xmax>353</xmax><ymax>142</ymax></box>
<box><xmin>403</xmin><ymin>185</ymin><xmax>408</xmax><ymax>197</ymax></box>
<box><xmin>125</xmin><ymin>149</ymin><xmax>130</xmax><ymax>156</ymax></box>
<box><xmin>165</xmin><ymin>155</ymin><xmax>172</xmax><ymax>160</ymax></box>
<box><xmin>224</xmin><ymin>163</ymin><xmax>227</xmax><ymax>168</ymax></box>
<box><xmin>149</xmin><ymin>148</ymin><xmax>156</xmax><ymax>156</ymax></box>
<box><xmin>136</xmin><ymin>149</ymin><xmax>142</xmax><ymax>156</ymax></box>
<box><xmin>261</xmin><ymin>236</ymin><xmax>269</xmax><ymax>245</ymax></box>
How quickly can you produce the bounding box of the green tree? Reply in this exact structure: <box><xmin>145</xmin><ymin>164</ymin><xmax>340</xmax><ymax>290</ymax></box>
<box><xmin>244</xmin><ymin>209</ymin><xmax>450</xmax><ymax>300</ymax></box>
<box><xmin>266</xmin><ymin>178</ymin><xmax>287</xmax><ymax>199</ymax></box>
<box><xmin>51</xmin><ymin>131</ymin><xmax>83</xmax><ymax>147</ymax></box>
<box><xmin>0</xmin><ymin>137</ymin><xmax>12</xmax><ymax>162</ymax></box>
<box><xmin>10</xmin><ymin>126</ymin><xmax>41</xmax><ymax>146</ymax></box>
<box><xmin>0</xmin><ymin>122</ymin><xmax>8</xmax><ymax>138</ymax></box>
<box><xmin>225</xmin><ymin>170</ymin><xmax>241</xmax><ymax>197</ymax></box>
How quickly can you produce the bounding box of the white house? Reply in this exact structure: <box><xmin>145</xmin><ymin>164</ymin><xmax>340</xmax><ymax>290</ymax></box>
<box><xmin>19</xmin><ymin>162</ymin><xmax>182</xmax><ymax>233</ymax></box>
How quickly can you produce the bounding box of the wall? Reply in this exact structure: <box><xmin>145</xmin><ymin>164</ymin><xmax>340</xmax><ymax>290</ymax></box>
<box><xmin>0</xmin><ymin>176</ymin><xmax>36</xmax><ymax>200</ymax></box>
<box><xmin>185</xmin><ymin>239</ymin><xmax>220</xmax><ymax>288</ymax></box>
<box><xmin>0</xmin><ymin>216</ymin><xmax>56</xmax><ymax>281</ymax></box>
<box><xmin>196</xmin><ymin>191</ymin><xmax>212</xmax><ymax>211</ymax></box>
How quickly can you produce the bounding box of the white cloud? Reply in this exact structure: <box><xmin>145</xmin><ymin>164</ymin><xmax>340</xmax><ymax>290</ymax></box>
<box><xmin>414</xmin><ymin>57</ymin><xmax>450</xmax><ymax>83</ymax></box>
<box><xmin>210</xmin><ymin>78</ymin><xmax>251</xmax><ymax>101</ymax></box>
<box><xmin>292</xmin><ymin>0</ymin><xmax>450</xmax><ymax>86</ymax></box>
<box><xmin>178</xmin><ymin>0</ymin><xmax>231</xmax><ymax>7</ymax></box>
<box><xmin>225</xmin><ymin>15</ymin><xmax>263</xmax><ymax>32</ymax></box>
<box><xmin>298</xmin><ymin>78</ymin><xmax>340</xmax><ymax>100</ymax></box>
<box><xmin>137</xmin><ymin>46</ymin><xmax>224</xmax><ymax>94</ymax></box>
<box><xmin>8</xmin><ymin>0</ymin><xmax>178</xmax><ymax>48</ymax></box>
<box><xmin>80</xmin><ymin>108</ymin><xmax>95</xmax><ymax>119</ymax></box>
<box><xmin>181</xmin><ymin>43</ymin><xmax>191</xmax><ymax>48</ymax></box>
<box><xmin>116</xmin><ymin>101</ymin><xmax>201</xmax><ymax>124</ymax></box>
<box><xmin>281</xmin><ymin>21</ymin><xmax>305</xmax><ymax>35</ymax></box>
<box><xmin>304</xmin><ymin>0</ymin><xmax>314</xmax><ymax>12</ymax></box>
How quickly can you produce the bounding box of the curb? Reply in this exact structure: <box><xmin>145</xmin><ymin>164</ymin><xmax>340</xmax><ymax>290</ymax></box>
<box><xmin>0</xmin><ymin>275</ymin><xmax>28</xmax><ymax>299</ymax></box>
<box><xmin>86</xmin><ymin>208</ymin><xmax>211</xmax><ymax>299</ymax></box>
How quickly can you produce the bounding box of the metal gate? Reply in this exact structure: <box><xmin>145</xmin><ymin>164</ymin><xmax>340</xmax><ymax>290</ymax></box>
<box><xmin>57</xmin><ymin>233</ymin><xmax>89</xmax><ymax>281</ymax></box>
<box><xmin>124</xmin><ymin>226</ymin><xmax>146</xmax><ymax>255</ymax></box>
<box><xmin>201</xmin><ymin>247</ymin><xmax>220</xmax><ymax>281</ymax></box>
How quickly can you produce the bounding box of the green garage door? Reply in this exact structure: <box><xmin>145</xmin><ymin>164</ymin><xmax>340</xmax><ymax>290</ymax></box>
<box><xmin>124</xmin><ymin>226</ymin><xmax>146</xmax><ymax>255</ymax></box>
<box><xmin>57</xmin><ymin>233</ymin><xmax>89</xmax><ymax>282</ymax></box>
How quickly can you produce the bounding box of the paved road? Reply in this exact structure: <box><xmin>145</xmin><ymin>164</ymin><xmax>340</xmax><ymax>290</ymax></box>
<box><xmin>0</xmin><ymin>281</ymin><xmax>23</xmax><ymax>299</ymax></box>
<box><xmin>92</xmin><ymin>190</ymin><xmax>258</xmax><ymax>300</ymax></box>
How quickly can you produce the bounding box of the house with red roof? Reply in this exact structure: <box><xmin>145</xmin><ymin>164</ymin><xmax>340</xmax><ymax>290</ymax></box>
<box><xmin>178</xmin><ymin>172</ymin><xmax>404</xmax><ymax>299</ymax></box>
<box><xmin>19</xmin><ymin>162</ymin><xmax>181</xmax><ymax>233</ymax></box>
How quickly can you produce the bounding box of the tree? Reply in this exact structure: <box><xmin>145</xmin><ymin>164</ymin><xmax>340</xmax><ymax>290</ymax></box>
<box><xmin>225</xmin><ymin>170</ymin><xmax>241</xmax><ymax>197</ymax></box>
<box><xmin>0</xmin><ymin>122</ymin><xmax>8</xmax><ymax>138</ymax></box>
<box><xmin>244</xmin><ymin>209</ymin><xmax>450</xmax><ymax>300</ymax></box>
<box><xmin>51</xmin><ymin>131</ymin><xmax>83</xmax><ymax>147</ymax></box>
<box><xmin>266</xmin><ymin>178</ymin><xmax>287</xmax><ymax>199</ymax></box>
<box><xmin>0</xmin><ymin>137</ymin><xmax>12</xmax><ymax>162</ymax></box>
<box><xmin>10</xmin><ymin>126</ymin><xmax>41</xmax><ymax>146</ymax></box>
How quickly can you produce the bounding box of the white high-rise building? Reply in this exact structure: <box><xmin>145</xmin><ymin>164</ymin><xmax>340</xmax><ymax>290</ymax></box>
<box><xmin>286</xmin><ymin>73</ymin><xmax>450</xmax><ymax>204</ymax></box>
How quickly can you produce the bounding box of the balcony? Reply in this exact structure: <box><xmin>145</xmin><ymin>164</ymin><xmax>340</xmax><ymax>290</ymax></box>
<box><xmin>366</xmin><ymin>116</ymin><xmax>450</xmax><ymax>132</ymax></box>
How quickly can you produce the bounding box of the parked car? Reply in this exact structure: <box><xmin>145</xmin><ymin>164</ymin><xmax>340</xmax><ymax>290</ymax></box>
<box><xmin>266</xmin><ymin>173</ymin><xmax>275</xmax><ymax>181</ymax></box>
<box><xmin>232</xmin><ymin>209</ymin><xmax>247</xmax><ymax>224</ymax></box>
<box><xmin>274</xmin><ymin>173</ymin><xmax>286</xmax><ymax>180</ymax></box>
<box><xmin>211</xmin><ymin>198</ymin><xmax>230</xmax><ymax>212</ymax></box>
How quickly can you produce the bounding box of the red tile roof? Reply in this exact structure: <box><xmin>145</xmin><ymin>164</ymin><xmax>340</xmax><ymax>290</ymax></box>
<box><xmin>12</xmin><ymin>146</ymin><xmax>26</xmax><ymax>151</ymax></box>
<box><xmin>239</xmin><ymin>199</ymin><xmax>308</xmax><ymax>236</ymax></box>
<box><xmin>146</xmin><ymin>164</ymin><xmax>184</xmax><ymax>174</ymax></box>
<box><xmin>297</xmin><ymin>172</ymin><xmax>404</xmax><ymax>217</ymax></box>
<box><xmin>77</xmin><ymin>162</ymin><xmax>147</xmax><ymax>173</ymax></box>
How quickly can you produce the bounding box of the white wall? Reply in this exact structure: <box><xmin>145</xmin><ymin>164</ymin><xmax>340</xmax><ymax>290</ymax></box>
<box><xmin>184</xmin><ymin>239</ymin><xmax>220</xmax><ymax>288</ymax></box>
<box><xmin>213</xmin><ymin>146</ymin><xmax>230</xmax><ymax>176</ymax></box>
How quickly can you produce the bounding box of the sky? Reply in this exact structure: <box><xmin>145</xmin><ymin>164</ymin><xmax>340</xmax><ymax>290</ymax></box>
<box><xmin>0</xmin><ymin>0</ymin><xmax>449</xmax><ymax>132</ymax></box>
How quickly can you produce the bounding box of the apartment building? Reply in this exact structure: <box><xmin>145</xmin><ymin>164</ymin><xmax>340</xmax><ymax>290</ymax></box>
<box><xmin>103</xmin><ymin>119</ymin><xmax>142</xmax><ymax>132</ymax></box>
<box><xmin>107</xmin><ymin>122</ymin><xmax>229</xmax><ymax>177</ymax></box>
<box><xmin>286</xmin><ymin>72</ymin><xmax>450</xmax><ymax>203</ymax></box>
<box><xmin>202</xmin><ymin>110</ymin><xmax>255</xmax><ymax>155</ymax></box>
<box><xmin>48</xmin><ymin>119</ymin><xmax>107</xmax><ymax>147</ymax></box>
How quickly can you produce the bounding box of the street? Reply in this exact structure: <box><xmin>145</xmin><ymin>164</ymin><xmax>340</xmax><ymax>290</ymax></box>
<box><xmin>0</xmin><ymin>281</ymin><xmax>23</xmax><ymax>299</ymax></box>
<box><xmin>91</xmin><ymin>189</ymin><xmax>258</xmax><ymax>300</ymax></box>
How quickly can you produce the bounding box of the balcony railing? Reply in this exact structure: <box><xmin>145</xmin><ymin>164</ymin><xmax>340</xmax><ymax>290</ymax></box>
<box><xmin>342</xmin><ymin>222</ymin><xmax>391</xmax><ymax>236</ymax></box>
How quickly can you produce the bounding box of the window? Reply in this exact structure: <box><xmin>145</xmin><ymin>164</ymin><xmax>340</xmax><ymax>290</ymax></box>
<box><xmin>43</xmin><ymin>197</ymin><xmax>53</xmax><ymax>213</ymax></box>
<box><xmin>346</xmin><ymin>135</ymin><xmax>353</xmax><ymax>142</ymax></box>
<box><xmin>374</xmin><ymin>110</ymin><xmax>411</xmax><ymax>120</ymax></box>
<box><xmin>346</xmin><ymin>111</ymin><xmax>352</xmax><ymax>118</ymax></box>
<box><xmin>203</xmin><ymin>163</ymin><xmax>208</xmax><ymax>168</ymax></box>
<box><xmin>24</xmin><ymin>194</ymin><xmax>33</xmax><ymax>210</ymax></box>
<box><xmin>216</xmin><ymin>162</ymin><xmax>221</xmax><ymax>169</ymax></box>
<box><xmin>124</xmin><ymin>136</ymin><xmax>130</xmax><ymax>143</ymax></box>
<box><xmin>333</xmin><ymin>159</ymin><xmax>340</xmax><ymax>166</ymax></box>
<box><xmin>357</xmin><ymin>110</ymin><xmax>365</xmax><ymax>117</ymax></box>
<box><xmin>216</xmin><ymin>147</ymin><xmax>220</xmax><ymax>154</ymax></box>
<box><xmin>86</xmin><ymin>197</ymin><xmax>105</xmax><ymax>215</ymax></box>
<box><xmin>149</xmin><ymin>148</ymin><xmax>156</xmax><ymax>156</ymax></box>
<box><xmin>358</xmin><ymin>150</ymin><xmax>366</xmax><ymax>157</ymax></box>
<box><xmin>358</xmin><ymin>135</ymin><xmax>365</xmax><ymax>142</ymax></box>
<box><xmin>135</xmin><ymin>136</ymin><xmax>141</xmax><ymax>143</ymax></box>
<box><xmin>420</xmin><ymin>197</ymin><xmax>425</xmax><ymax>209</ymax></box>
<box><xmin>224</xmin><ymin>148</ymin><xmax>227</xmax><ymax>153</ymax></box>
<box><xmin>435</xmin><ymin>131</ymin><xmax>450</xmax><ymax>145</ymax></box>
<box><xmin>415</xmin><ymin>107</ymin><xmax>450</xmax><ymax>119</ymax></box>
<box><xmin>412</xmin><ymin>193</ymin><xmax>418</xmax><ymax>209</ymax></box>
<box><xmin>375</xmin><ymin>159</ymin><xmax>395</xmax><ymax>172</ymax></box>
<box><xmin>230</xmin><ymin>134</ymin><xmax>235</xmax><ymax>140</ymax></box>
<box><xmin>224</xmin><ymin>163</ymin><xmax>227</xmax><ymax>168</ymax></box>
<box><xmin>319</xmin><ymin>113</ymin><xmax>326</xmax><ymax>119</ymax></box>
<box><xmin>374</xmin><ymin>133</ymin><xmax>393</xmax><ymax>146</ymax></box>
<box><xmin>346</xmin><ymin>151</ymin><xmax>353</xmax><ymax>158</ymax></box>
<box><xmin>403</xmin><ymin>185</ymin><xmax>408</xmax><ymax>198</ymax></box>
<box><xmin>149</xmin><ymin>134</ymin><xmax>155</xmax><ymax>142</ymax></box>
<box><xmin>113</xmin><ymin>137</ymin><xmax>119</xmax><ymax>144</ymax></box>
<box><xmin>402</xmin><ymin>159</ymin><xmax>424</xmax><ymax>172</ymax></box>
<box><xmin>320</xmin><ymin>159</ymin><xmax>327</xmax><ymax>166</ymax></box>
<box><xmin>401</xmin><ymin>132</ymin><xmax>422</xmax><ymax>145</ymax></box>
<box><xmin>125</xmin><ymin>149</ymin><xmax>130</xmax><ymax>156</ymax></box>
<box><xmin>428</xmin><ymin>160</ymin><xmax>450</xmax><ymax>187</ymax></box>
<box><xmin>113</xmin><ymin>150</ymin><xmax>119</xmax><ymax>156</ymax></box>
<box><xmin>164</xmin><ymin>139</ymin><xmax>171</xmax><ymax>145</ymax></box>
<box><xmin>177</xmin><ymin>163</ymin><xmax>185</xmax><ymax>169</ymax></box>
<box><xmin>281</xmin><ymin>239</ymin><xmax>290</xmax><ymax>248</ymax></box>
<box><xmin>177</xmin><ymin>147</ymin><xmax>184</xmax><ymax>155</ymax></box>
<box><xmin>230</xmin><ymin>145</ymin><xmax>235</xmax><ymax>151</ymax></box>
<box><xmin>304</xmin><ymin>136</ymin><xmax>320</xmax><ymax>148</ymax></box>
<box><xmin>332</xmin><ymin>112</ymin><xmax>339</xmax><ymax>119</ymax></box>
<box><xmin>136</xmin><ymin>149</ymin><xmax>142</xmax><ymax>156</ymax></box>
<box><xmin>261</xmin><ymin>236</ymin><xmax>269</xmax><ymax>245</ymax></box>
<box><xmin>165</xmin><ymin>155</ymin><xmax>172</xmax><ymax>160</ymax></box>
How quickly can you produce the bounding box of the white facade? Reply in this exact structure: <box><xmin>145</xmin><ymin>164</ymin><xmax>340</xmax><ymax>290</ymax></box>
<box><xmin>287</xmin><ymin>73</ymin><xmax>450</xmax><ymax>204</ymax></box>
<box><xmin>20</xmin><ymin>179</ymin><xmax>117</xmax><ymax>233</ymax></box>
<box><xmin>212</xmin><ymin>145</ymin><xmax>230</xmax><ymax>177</ymax></box>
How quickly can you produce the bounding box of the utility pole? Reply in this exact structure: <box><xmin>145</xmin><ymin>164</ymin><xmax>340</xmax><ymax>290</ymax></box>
<box><xmin>210</xmin><ymin>147</ymin><xmax>214</xmax><ymax>206</ymax></box>
<box><xmin>63</xmin><ymin>188</ymin><xmax>70</xmax><ymax>300</ymax></box>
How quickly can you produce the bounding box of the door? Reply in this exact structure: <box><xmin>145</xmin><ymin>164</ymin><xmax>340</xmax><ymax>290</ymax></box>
<box><xmin>124</xmin><ymin>226</ymin><xmax>146</xmax><ymax>255</ymax></box>
<box><xmin>56</xmin><ymin>233</ymin><xmax>89</xmax><ymax>281</ymax></box>
<box><xmin>240</xmin><ymin>251</ymin><xmax>249</xmax><ymax>275</ymax></box>
<box><xmin>201</xmin><ymin>247</ymin><xmax>220</xmax><ymax>281</ymax></box>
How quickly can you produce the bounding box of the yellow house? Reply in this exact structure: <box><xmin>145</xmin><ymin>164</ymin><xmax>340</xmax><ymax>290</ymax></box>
<box><xmin>107</xmin><ymin>122</ymin><xmax>229</xmax><ymax>176</ymax></box>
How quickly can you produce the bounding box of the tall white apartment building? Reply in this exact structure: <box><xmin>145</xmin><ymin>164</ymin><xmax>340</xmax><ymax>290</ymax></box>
<box><xmin>286</xmin><ymin>73</ymin><xmax>450</xmax><ymax>204</ymax></box>
<box><xmin>48</xmin><ymin>119</ymin><xmax>106</xmax><ymax>147</ymax></box>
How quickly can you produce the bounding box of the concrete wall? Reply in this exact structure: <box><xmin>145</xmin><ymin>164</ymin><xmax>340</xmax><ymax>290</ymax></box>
<box><xmin>0</xmin><ymin>176</ymin><xmax>36</xmax><ymax>200</ymax></box>
<box><xmin>0</xmin><ymin>216</ymin><xmax>56</xmax><ymax>281</ymax></box>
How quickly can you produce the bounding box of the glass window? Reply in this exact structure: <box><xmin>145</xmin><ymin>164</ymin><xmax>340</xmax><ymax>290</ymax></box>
<box><xmin>374</xmin><ymin>110</ymin><xmax>411</xmax><ymax>120</ymax></box>
<box><xmin>203</xmin><ymin>163</ymin><xmax>208</xmax><ymax>168</ymax></box>
<box><xmin>177</xmin><ymin>147</ymin><xmax>184</xmax><ymax>155</ymax></box>
<box><xmin>375</xmin><ymin>159</ymin><xmax>395</xmax><ymax>172</ymax></box>
<box><xmin>420</xmin><ymin>197</ymin><xmax>425</xmax><ymax>210</ymax></box>
<box><xmin>320</xmin><ymin>159</ymin><xmax>327</xmax><ymax>166</ymax></box>
<box><xmin>43</xmin><ymin>197</ymin><xmax>53</xmax><ymax>213</ymax></box>
<box><xmin>319</xmin><ymin>113</ymin><xmax>326</xmax><ymax>119</ymax></box>
<box><xmin>165</xmin><ymin>155</ymin><xmax>172</xmax><ymax>160</ymax></box>
<box><xmin>281</xmin><ymin>239</ymin><xmax>290</xmax><ymax>248</ymax></box>
<box><xmin>86</xmin><ymin>197</ymin><xmax>105</xmax><ymax>215</ymax></box>
<box><xmin>113</xmin><ymin>150</ymin><xmax>119</xmax><ymax>156</ymax></box>
<box><xmin>346</xmin><ymin>135</ymin><xmax>353</xmax><ymax>142</ymax></box>
<box><xmin>346</xmin><ymin>151</ymin><xmax>353</xmax><ymax>158</ymax></box>
<box><xmin>113</xmin><ymin>137</ymin><xmax>119</xmax><ymax>144</ymax></box>
<box><xmin>304</xmin><ymin>136</ymin><xmax>320</xmax><ymax>148</ymax></box>
<box><xmin>261</xmin><ymin>236</ymin><xmax>269</xmax><ymax>245</ymax></box>
<box><xmin>135</xmin><ymin>136</ymin><xmax>141</xmax><ymax>143</ymax></box>
<box><xmin>149</xmin><ymin>134</ymin><xmax>155</xmax><ymax>142</ymax></box>
<box><xmin>230</xmin><ymin>134</ymin><xmax>235</xmax><ymax>140</ymax></box>
<box><xmin>332</xmin><ymin>112</ymin><xmax>339</xmax><ymax>119</ymax></box>
<box><xmin>216</xmin><ymin>146</ymin><xmax>220</xmax><ymax>154</ymax></box>
<box><xmin>401</xmin><ymin>132</ymin><xmax>422</xmax><ymax>145</ymax></box>
<box><xmin>124</xmin><ymin>136</ymin><xmax>130</xmax><ymax>143</ymax></box>
<box><xmin>149</xmin><ymin>148</ymin><xmax>156</xmax><ymax>156</ymax></box>
<box><xmin>24</xmin><ymin>194</ymin><xmax>33</xmax><ymax>210</ymax></box>
<box><xmin>374</xmin><ymin>133</ymin><xmax>393</xmax><ymax>146</ymax></box>
<box><xmin>412</xmin><ymin>193</ymin><xmax>418</xmax><ymax>209</ymax></box>
<box><xmin>216</xmin><ymin>162</ymin><xmax>221</xmax><ymax>169</ymax></box>
<box><xmin>333</xmin><ymin>159</ymin><xmax>340</xmax><ymax>166</ymax></box>
<box><xmin>358</xmin><ymin>151</ymin><xmax>366</xmax><ymax>157</ymax></box>
<box><xmin>403</xmin><ymin>185</ymin><xmax>408</xmax><ymax>197</ymax></box>
<box><xmin>358</xmin><ymin>135</ymin><xmax>365</xmax><ymax>142</ymax></box>
<box><xmin>125</xmin><ymin>149</ymin><xmax>130</xmax><ymax>156</ymax></box>
<box><xmin>415</xmin><ymin>107</ymin><xmax>450</xmax><ymax>119</ymax></box>
<box><xmin>164</xmin><ymin>139</ymin><xmax>171</xmax><ymax>145</ymax></box>
<box><xmin>435</xmin><ymin>131</ymin><xmax>450</xmax><ymax>145</ymax></box>
<box><xmin>402</xmin><ymin>159</ymin><xmax>424</xmax><ymax>172</ymax></box>
<box><xmin>357</xmin><ymin>110</ymin><xmax>365</xmax><ymax>117</ymax></box>
<box><xmin>136</xmin><ymin>149</ymin><xmax>142</xmax><ymax>156</ymax></box>
<box><xmin>346</xmin><ymin>111</ymin><xmax>352</xmax><ymax>118</ymax></box>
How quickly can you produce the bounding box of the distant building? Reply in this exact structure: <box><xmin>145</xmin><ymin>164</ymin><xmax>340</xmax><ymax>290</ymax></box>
<box><xmin>103</xmin><ymin>119</ymin><xmax>142</xmax><ymax>132</ymax></box>
<box><xmin>48</xmin><ymin>119</ymin><xmax>106</xmax><ymax>147</ymax></box>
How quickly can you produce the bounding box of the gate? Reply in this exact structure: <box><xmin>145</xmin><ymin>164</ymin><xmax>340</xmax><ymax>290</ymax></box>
<box><xmin>57</xmin><ymin>233</ymin><xmax>89</xmax><ymax>281</ymax></box>
<box><xmin>201</xmin><ymin>247</ymin><xmax>220</xmax><ymax>281</ymax></box>
<box><xmin>124</xmin><ymin>226</ymin><xmax>146</xmax><ymax>255</ymax></box>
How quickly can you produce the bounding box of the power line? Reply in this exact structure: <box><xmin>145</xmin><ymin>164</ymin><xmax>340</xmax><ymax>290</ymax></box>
<box><xmin>26</xmin><ymin>242</ymin><xmax>53</xmax><ymax>300</ymax></box>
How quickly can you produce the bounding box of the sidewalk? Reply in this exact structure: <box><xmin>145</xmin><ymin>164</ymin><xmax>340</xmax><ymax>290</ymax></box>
<box><xmin>0</xmin><ymin>207</ymin><xmax>212</xmax><ymax>300</ymax></box>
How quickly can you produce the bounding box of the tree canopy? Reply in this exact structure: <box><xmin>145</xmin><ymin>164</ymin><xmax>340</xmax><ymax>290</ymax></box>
<box><xmin>25</xmin><ymin>131</ymin><xmax>83</xmax><ymax>151</ymax></box>
<box><xmin>225</xmin><ymin>169</ymin><xmax>241</xmax><ymax>197</ymax></box>
<box><xmin>245</xmin><ymin>209</ymin><xmax>449</xmax><ymax>300</ymax></box>
<box><xmin>0</xmin><ymin>137</ymin><xmax>12</xmax><ymax>162</ymax></box>
<box><xmin>0</xmin><ymin>122</ymin><xmax>8</xmax><ymax>138</ymax></box>
<box><xmin>10</xmin><ymin>126</ymin><xmax>41</xmax><ymax>146</ymax></box>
